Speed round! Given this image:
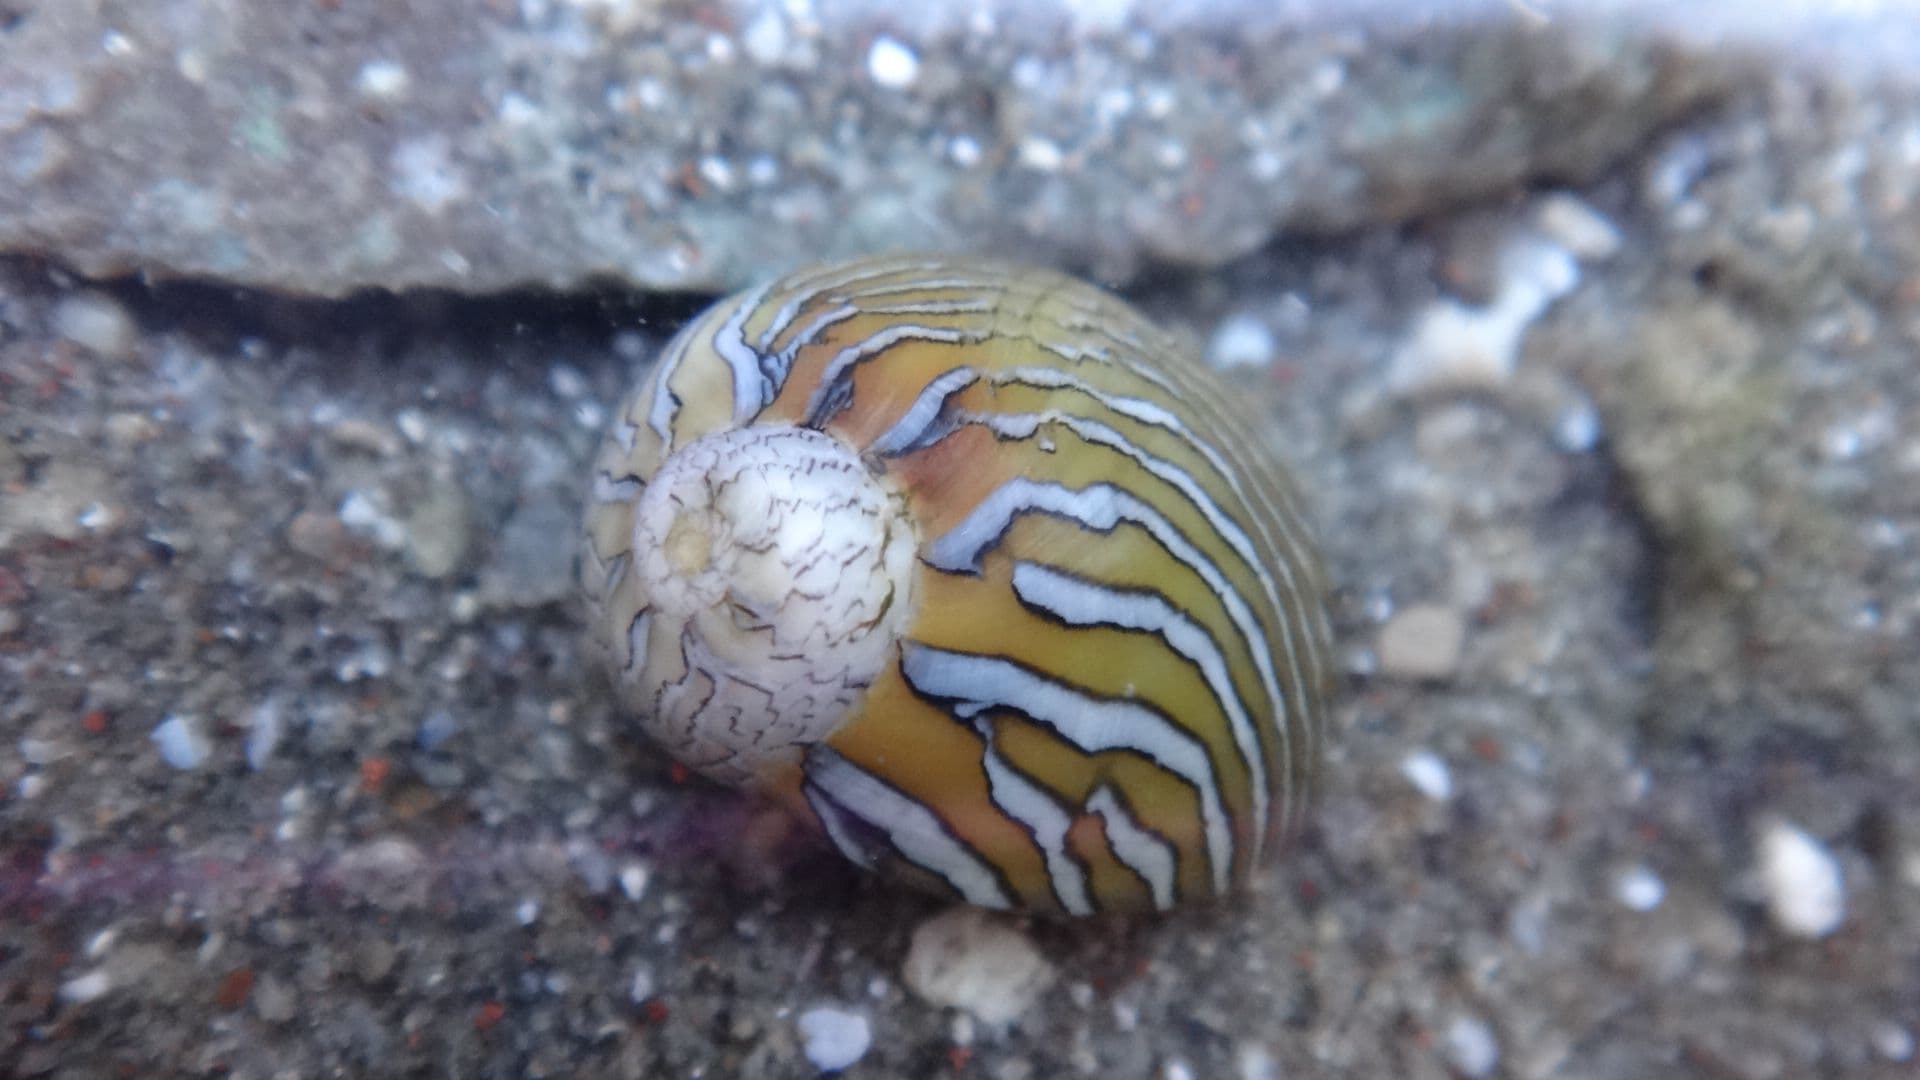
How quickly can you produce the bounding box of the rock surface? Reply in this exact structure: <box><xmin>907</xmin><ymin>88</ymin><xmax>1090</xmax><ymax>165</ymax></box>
<box><xmin>2</xmin><ymin>4</ymin><xmax>1918</xmax><ymax>1078</ymax></box>
<box><xmin>0</xmin><ymin>0</ymin><xmax>1746</xmax><ymax>296</ymax></box>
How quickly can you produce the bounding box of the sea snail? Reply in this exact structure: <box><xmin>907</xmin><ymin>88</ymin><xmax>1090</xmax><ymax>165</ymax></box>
<box><xmin>580</xmin><ymin>255</ymin><xmax>1333</xmax><ymax>915</ymax></box>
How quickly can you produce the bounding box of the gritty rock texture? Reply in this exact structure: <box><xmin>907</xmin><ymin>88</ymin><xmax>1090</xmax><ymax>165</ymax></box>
<box><xmin>0</xmin><ymin>0</ymin><xmax>1746</xmax><ymax>296</ymax></box>
<box><xmin>2</xmin><ymin>5</ymin><xmax>1919</xmax><ymax>1080</ymax></box>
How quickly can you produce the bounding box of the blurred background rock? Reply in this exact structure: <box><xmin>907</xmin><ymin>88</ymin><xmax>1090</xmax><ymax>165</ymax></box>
<box><xmin>2</xmin><ymin>2</ymin><xmax>1917</xmax><ymax>1076</ymax></box>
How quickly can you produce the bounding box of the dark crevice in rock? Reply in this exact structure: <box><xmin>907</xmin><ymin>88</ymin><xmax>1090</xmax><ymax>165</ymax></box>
<box><xmin>2</xmin><ymin>255</ymin><xmax>713</xmax><ymax>364</ymax></box>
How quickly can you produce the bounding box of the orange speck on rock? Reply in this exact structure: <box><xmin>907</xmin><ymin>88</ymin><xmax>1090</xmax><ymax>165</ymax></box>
<box><xmin>82</xmin><ymin>710</ymin><xmax>109</xmax><ymax>734</ymax></box>
<box><xmin>474</xmin><ymin>1001</ymin><xmax>507</xmax><ymax>1032</ymax></box>
<box><xmin>359</xmin><ymin>756</ymin><xmax>392</xmax><ymax>793</ymax></box>
<box><xmin>215</xmin><ymin>968</ymin><xmax>255</xmax><ymax>1010</ymax></box>
<box><xmin>689</xmin><ymin>5</ymin><xmax>735</xmax><ymax>32</ymax></box>
<box><xmin>947</xmin><ymin>1045</ymin><xmax>974</xmax><ymax>1070</ymax></box>
<box><xmin>668</xmin><ymin>761</ymin><xmax>691</xmax><ymax>785</ymax></box>
<box><xmin>1470</xmin><ymin>735</ymin><xmax>1505</xmax><ymax>763</ymax></box>
<box><xmin>641</xmin><ymin>998</ymin><xmax>670</xmax><ymax>1024</ymax></box>
<box><xmin>676</xmin><ymin>161</ymin><xmax>707</xmax><ymax>199</ymax></box>
<box><xmin>0</xmin><ymin>567</ymin><xmax>27</xmax><ymax>605</ymax></box>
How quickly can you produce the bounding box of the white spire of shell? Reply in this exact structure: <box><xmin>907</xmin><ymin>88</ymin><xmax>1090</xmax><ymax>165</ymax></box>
<box><xmin>619</xmin><ymin>424</ymin><xmax>917</xmax><ymax>786</ymax></box>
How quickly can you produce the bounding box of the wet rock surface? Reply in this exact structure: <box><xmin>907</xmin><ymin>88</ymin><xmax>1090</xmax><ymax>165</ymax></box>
<box><xmin>0</xmin><ymin>0</ymin><xmax>1743</xmax><ymax>295</ymax></box>
<box><xmin>3</xmin><ymin>4</ymin><xmax>1919</xmax><ymax>1078</ymax></box>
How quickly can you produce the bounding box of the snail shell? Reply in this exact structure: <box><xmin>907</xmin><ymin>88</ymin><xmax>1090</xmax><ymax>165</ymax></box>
<box><xmin>581</xmin><ymin>256</ymin><xmax>1333</xmax><ymax>914</ymax></box>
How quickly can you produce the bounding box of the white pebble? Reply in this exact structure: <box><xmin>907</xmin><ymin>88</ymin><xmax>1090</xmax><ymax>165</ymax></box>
<box><xmin>866</xmin><ymin>37</ymin><xmax>919</xmax><ymax>89</ymax></box>
<box><xmin>1553</xmin><ymin>399</ymin><xmax>1603</xmax><ymax>452</ymax></box>
<box><xmin>338</xmin><ymin>490</ymin><xmax>406</xmax><ymax>549</ymax></box>
<box><xmin>85</xmin><ymin>926</ymin><xmax>119</xmax><ymax>959</ymax></box>
<box><xmin>395</xmin><ymin>409</ymin><xmax>429</xmax><ymax>444</ymax></box>
<box><xmin>59</xmin><ymin>970</ymin><xmax>112</xmax><ymax>1004</ymax></box>
<box><xmin>697</xmin><ymin>155</ymin><xmax>735</xmax><ymax>192</ymax></box>
<box><xmin>1871</xmin><ymin>1021</ymin><xmax>1914</xmax><ymax>1062</ymax></box>
<box><xmin>902</xmin><ymin>907</ymin><xmax>1055</xmax><ymax>1027</ymax></box>
<box><xmin>20</xmin><ymin>737</ymin><xmax>64</xmax><ymax>766</ymax></box>
<box><xmin>1018</xmin><ymin>136</ymin><xmax>1064</xmax><ymax>172</ymax></box>
<box><xmin>628</xmin><ymin>967</ymin><xmax>655</xmax><ymax>1003</ymax></box>
<box><xmin>53</xmin><ymin>292</ymin><xmax>137</xmax><ymax>359</ymax></box>
<box><xmin>1376</xmin><ymin>605</ymin><xmax>1466</xmax><ymax>680</ymax></box>
<box><xmin>76</xmin><ymin>502</ymin><xmax>118</xmax><ymax>532</ymax></box>
<box><xmin>948</xmin><ymin>134</ymin><xmax>982</xmax><ymax>168</ymax></box>
<box><xmin>548</xmin><ymin>363</ymin><xmax>587</xmax><ymax>399</ymax></box>
<box><xmin>1399</xmin><ymin>750</ymin><xmax>1454</xmax><ymax>803</ymax></box>
<box><xmin>244</xmin><ymin>700</ymin><xmax>283</xmax><ymax>770</ymax></box>
<box><xmin>1235</xmin><ymin>1042</ymin><xmax>1278</xmax><ymax>1080</ymax></box>
<box><xmin>1093</xmin><ymin>86</ymin><xmax>1134</xmax><ymax>124</ymax></box>
<box><xmin>1534</xmin><ymin>192</ymin><xmax>1621</xmax><ymax>259</ymax></box>
<box><xmin>150</xmin><ymin>714</ymin><xmax>210</xmax><ymax>770</ymax></box>
<box><xmin>1390</xmin><ymin>301</ymin><xmax>1515</xmax><ymax>392</ymax></box>
<box><xmin>1758</xmin><ymin>818</ymin><xmax>1847</xmax><ymax>938</ymax></box>
<box><xmin>1615</xmin><ymin>865</ymin><xmax>1666</xmax><ymax>912</ymax></box>
<box><xmin>1388</xmin><ymin>235</ymin><xmax>1578</xmax><ymax>395</ymax></box>
<box><xmin>498</xmin><ymin>92</ymin><xmax>539</xmax><ymax>127</ymax></box>
<box><xmin>1444</xmin><ymin>1015</ymin><xmax>1501</xmax><ymax>1078</ymax></box>
<box><xmin>741</xmin><ymin>10</ymin><xmax>788</xmax><ymax>65</ymax></box>
<box><xmin>515</xmin><ymin>899</ymin><xmax>540</xmax><ymax>926</ymax></box>
<box><xmin>1647</xmin><ymin>135</ymin><xmax>1710</xmax><ymax>207</ymax></box>
<box><xmin>618</xmin><ymin>863</ymin><xmax>650</xmax><ymax>901</ymax></box>
<box><xmin>1503</xmin><ymin>234</ymin><xmax>1581</xmax><ymax>299</ymax></box>
<box><xmin>1206</xmin><ymin>313</ymin><xmax>1276</xmax><ymax>371</ymax></box>
<box><xmin>391</xmin><ymin>136</ymin><xmax>469</xmax><ymax>215</ymax></box>
<box><xmin>797</xmin><ymin>1005</ymin><xmax>873</xmax><ymax>1072</ymax></box>
<box><xmin>355</xmin><ymin>60</ymin><xmax>410</xmax><ymax>101</ymax></box>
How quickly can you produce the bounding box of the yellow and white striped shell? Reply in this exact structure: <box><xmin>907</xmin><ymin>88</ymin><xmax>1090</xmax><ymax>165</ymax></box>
<box><xmin>580</xmin><ymin>256</ymin><xmax>1333</xmax><ymax>915</ymax></box>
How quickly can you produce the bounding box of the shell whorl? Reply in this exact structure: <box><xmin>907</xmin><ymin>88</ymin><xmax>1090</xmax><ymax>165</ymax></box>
<box><xmin>582</xmin><ymin>255</ymin><xmax>1334</xmax><ymax>915</ymax></box>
